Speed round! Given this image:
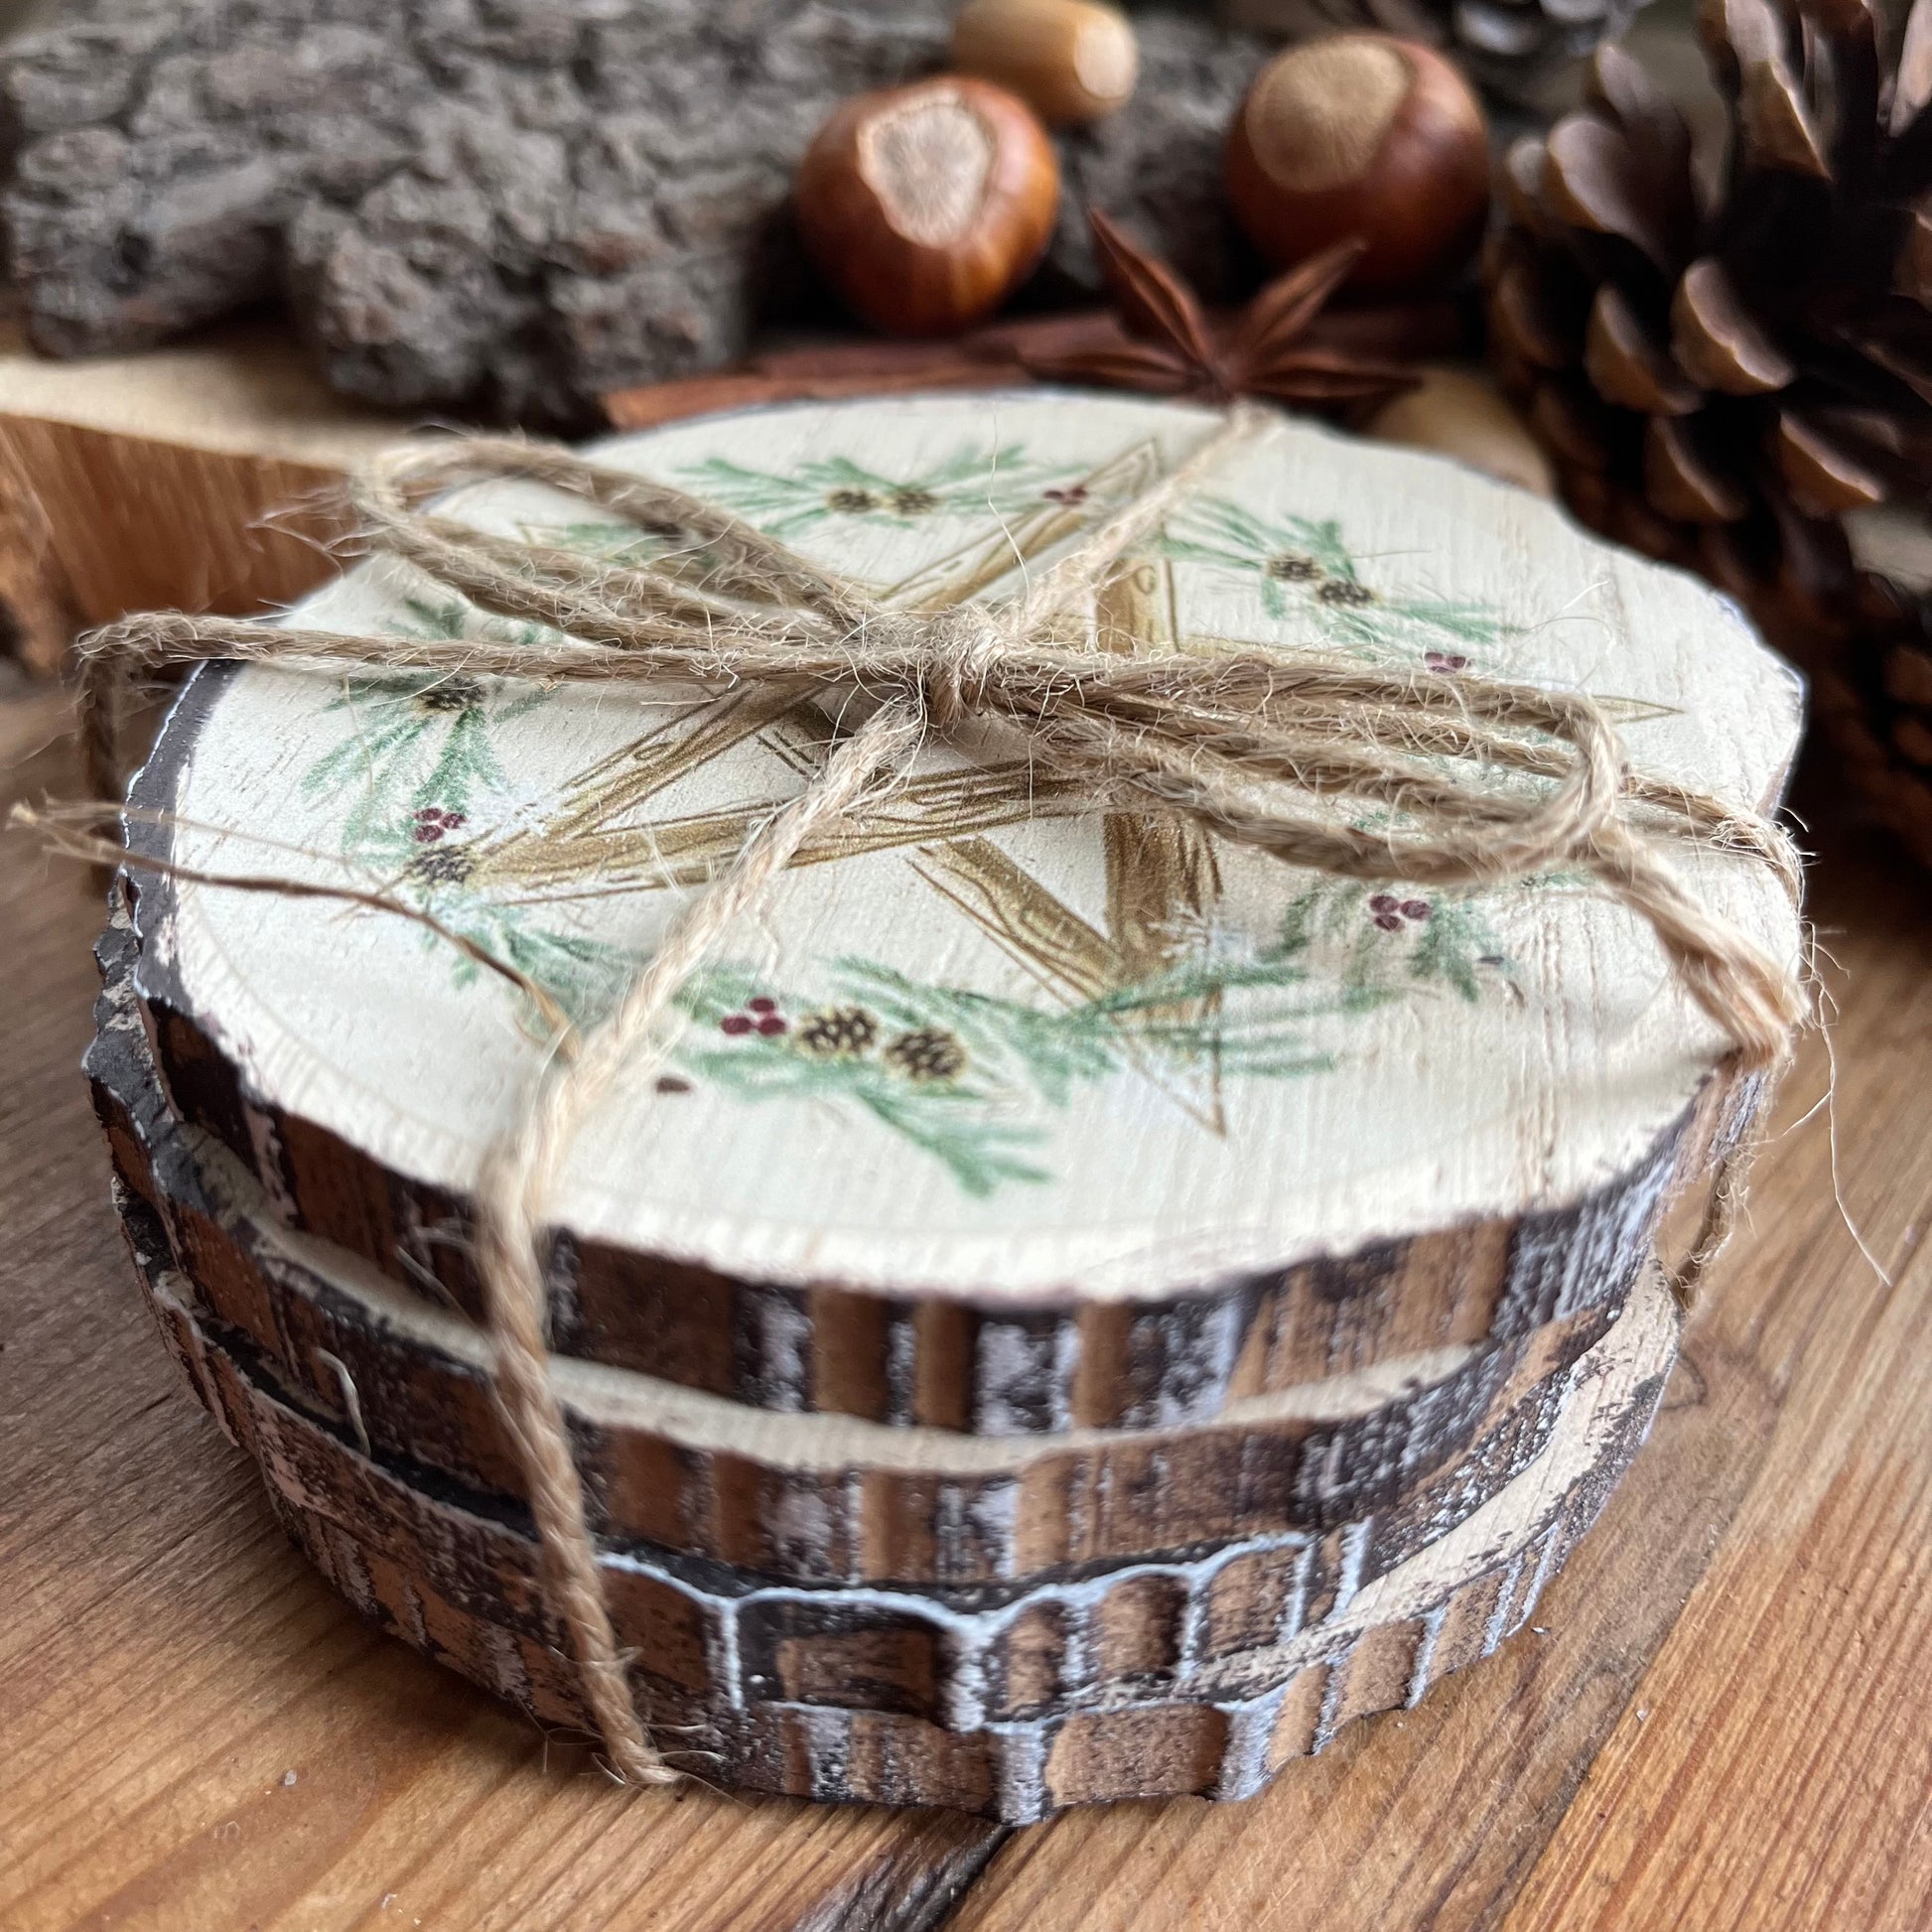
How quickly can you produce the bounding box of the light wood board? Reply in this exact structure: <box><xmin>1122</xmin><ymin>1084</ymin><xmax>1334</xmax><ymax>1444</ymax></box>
<box><xmin>0</xmin><ymin>320</ymin><xmax>409</xmax><ymax>674</ymax></box>
<box><xmin>0</xmin><ymin>321</ymin><xmax>1516</xmax><ymax>682</ymax></box>
<box><xmin>5</xmin><ymin>685</ymin><xmax>1929</xmax><ymax>1923</ymax></box>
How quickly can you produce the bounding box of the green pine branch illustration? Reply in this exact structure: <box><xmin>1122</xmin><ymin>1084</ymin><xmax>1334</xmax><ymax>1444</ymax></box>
<box><xmin>1158</xmin><ymin>497</ymin><xmax>1507</xmax><ymax>668</ymax></box>
<box><xmin>289</xmin><ymin>470</ymin><xmax>1533</xmax><ymax>1195</ymax></box>
<box><xmin>301</xmin><ymin>598</ymin><xmax>552</xmax><ymax>849</ymax></box>
<box><xmin>295</xmin><ymin>596</ymin><xmax>630</xmax><ymax>1021</ymax></box>
<box><xmin>1277</xmin><ymin>876</ymin><xmax>1513</xmax><ymax>1004</ymax></box>
<box><xmin>674</xmin><ymin>443</ymin><xmax>1086</xmax><ymax>538</ymax></box>
<box><xmin>425</xmin><ymin>895</ymin><xmax>633</xmax><ymax>1031</ymax></box>
<box><xmin>530</xmin><ymin>518</ymin><xmax>676</xmax><ymax>567</ymax></box>
<box><xmin>661</xmin><ymin>877</ymin><xmax>1515</xmax><ymax>1194</ymax></box>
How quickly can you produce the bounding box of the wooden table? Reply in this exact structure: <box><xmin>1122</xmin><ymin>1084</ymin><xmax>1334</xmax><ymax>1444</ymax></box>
<box><xmin>5</xmin><ymin>678</ymin><xmax>1931</xmax><ymax>1932</ymax></box>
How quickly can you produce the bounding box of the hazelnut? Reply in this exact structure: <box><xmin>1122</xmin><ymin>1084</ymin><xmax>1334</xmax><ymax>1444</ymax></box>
<box><xmin>1226</xmin><ymin>34</ymin><xmax>1490</xmax><ymax>298</ymax></box>
<box><xmin>951</xmin><ymin>0</ymin><xmax>1139</xmax><ymax>126</ymax></box>
<box><xmin>795</xmin><ymin>77</ymin><xmax>1061</xmax><ymax>337</ymax></box>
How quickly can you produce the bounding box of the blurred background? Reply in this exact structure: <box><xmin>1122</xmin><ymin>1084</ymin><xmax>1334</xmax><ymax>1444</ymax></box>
<box><xmin>0</xmin><ymin>0</ymin><xmax>1924</xmax><ymax>878</ymax></box>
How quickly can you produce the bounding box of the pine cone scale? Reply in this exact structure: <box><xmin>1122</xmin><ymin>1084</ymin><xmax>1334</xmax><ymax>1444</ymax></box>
<box><xmin>1887</xmin><ymin>640</ymin><xmax>1932</xmax><ymax>704</ymax></box>
<box><xmin>1543</xmin><ymin>117</ymin><xmax>1680</xmax><ymax>266</ymax></box>
<box><xmin>1776</xmin><ymin>411</ymin><xmax>1890</xmax><ymax>514</ymax></box>
<box><xmin>1587</xmin><ymin>285</ymin><xmax>1702</xmax><ymax>413</ymax></box>
<box><xmin>1645</xmin><ymin>415</ymin><xmax>1749</xmax><ymax>519</ymax></box>
<box><xmin>1673</xmin><ymin>260</ymin><xmax>1796</xmax><ymax>394</ymax></box>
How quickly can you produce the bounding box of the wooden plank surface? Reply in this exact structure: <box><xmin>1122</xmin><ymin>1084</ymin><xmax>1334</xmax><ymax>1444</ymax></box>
<box><xmin>4</xmin><ymin>672</ymin><xmax>1930</xmax><ymax>1929</ymax></box>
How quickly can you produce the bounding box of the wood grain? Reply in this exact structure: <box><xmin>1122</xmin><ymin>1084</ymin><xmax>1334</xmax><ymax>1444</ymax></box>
<box><xmin>92</xmin><ymin>964</ymin><xmax>1621</xmax><ymax>1588</ymax></box>
<box><xmin>108</xmin><ymin>1188</ymin><xmax>1679</xmax><ymax>1820</ymax></box>
<box><xmin>0</xmin><ymin>317</ymin><xmax>1124</xmax><ymax>677</ymax></box>
<box><xmin>8</xmin><ymin>716</ymin><xmax>1930</xmax><ymax>1920</ymax></box>
<box><xmin>129</xmin><ymin>940</ymin><xmax>1687</xmax><ymax>1443</ymax></box>
<box><xmin>0</xmin><ymin>321</ymin><xmax>409</xmax><ymax>674</ymax></box>
<box><xmin>133</xmin><ymin>932</ymin><xmax>1680</xmax><ymax>1438</ymax></box>
<box><xmin>0</xmin><ymin>319</ymin><xmax>1054</xmax><ymax>675</ymax></box>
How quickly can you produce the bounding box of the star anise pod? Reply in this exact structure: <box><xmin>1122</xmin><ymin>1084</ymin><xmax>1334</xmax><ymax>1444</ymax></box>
<box><xmin>1026</xmin><ymin>208</ymin><xmax>1422</xmax><ymax>416</ymax></box>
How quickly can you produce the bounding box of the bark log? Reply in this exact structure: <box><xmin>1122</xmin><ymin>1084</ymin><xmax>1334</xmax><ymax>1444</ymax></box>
<box><xmin>0</xmin><ymin>3</ymin><xmax>1263</xmax><ymax>428</ymax></box>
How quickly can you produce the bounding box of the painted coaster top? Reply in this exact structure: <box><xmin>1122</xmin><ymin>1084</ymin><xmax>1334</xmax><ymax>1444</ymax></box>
<box><xmin>130</xmin><ymin>392</ymin><xmax>1802</xmax><ymax>1304</ymax></box>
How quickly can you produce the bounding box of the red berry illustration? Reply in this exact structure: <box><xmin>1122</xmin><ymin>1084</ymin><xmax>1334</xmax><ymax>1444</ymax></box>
<box><xmin>1374</xmin><ymin>912</ymin><xmax>1403</xmax><ymax>931</ymax></box>
<box><xmin>411</xmin><ymin>805</ymin><xmax>469</xmax><ymax>844</ymax></box>
<box><xmin>757</xmin><ymin>1016</ymin><xmax>787</xmax><ymax>1036</ymax></box>
<box><xmin>748</xmin><ymin>996</ymin><xmax>777</xmax><ymax>1014</ymax></box>
<box><xmin>1368</xmin><ymin>894</ymin><xmax>1398</xmax><ymax>913</ymax></box>
<box><xmin>1401</xmin><ymin>898</ymin><xmax>1432</xmax><ymax>921</ymax></box>
<box><xmin>720</xmin><ymin>1014</ymin><xmax>753</xmax><ymax>1036</ymax></box>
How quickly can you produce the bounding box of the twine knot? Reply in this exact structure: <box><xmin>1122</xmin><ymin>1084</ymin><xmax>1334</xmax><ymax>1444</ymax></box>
<box><xmin>67</xmin><ymin>406</ymin><xmax>1807</xmax><ymax>1790</ymax></box>
<box><xmin>915</xmin><ymin>601</ymin><xmax>1013</xmax><ymax>735</ymax></box>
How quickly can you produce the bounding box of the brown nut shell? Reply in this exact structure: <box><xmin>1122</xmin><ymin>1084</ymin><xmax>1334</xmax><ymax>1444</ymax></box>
<box><xmin>795</xmin><ymin>77</ymin><xmax>1060</xmax><ymax>338</ymax></box>
<box><xmin>1226</xmin><ymin>34</ymin><xmax>1490</xmax><ymax>298</ymax></box>
<box><xmin>952</xmin><ymin>0</ymin><xmax>1140</xmax><ymax>126</ymax></box>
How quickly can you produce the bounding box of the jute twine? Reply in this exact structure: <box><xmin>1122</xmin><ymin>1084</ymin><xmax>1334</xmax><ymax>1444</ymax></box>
<box><xmin>66</xmin><ymin>403</ymin><xmax>1805</xmax><ymax>1786</ymax></box>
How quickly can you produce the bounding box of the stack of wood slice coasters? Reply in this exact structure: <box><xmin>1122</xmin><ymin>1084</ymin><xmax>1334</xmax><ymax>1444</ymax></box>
<box><xmin>88</xmin><ymin>392</ymin><xmax>1803</xmax><ymax>1819</ymax></box>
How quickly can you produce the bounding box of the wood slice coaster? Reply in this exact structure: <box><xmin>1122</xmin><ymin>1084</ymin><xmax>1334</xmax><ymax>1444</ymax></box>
<box><xmin>93</xmin><ymin>904</ymin><xmax>1621</xmax><ymax>1587</ymax></box>
<box><xmin>121</xmin><ymin>391</ymin><xmax>1800</xmax><ymax>1441</ymax></box>
<box><xmin>112</xmin><ymin>1181</ymin><xmax>1678</xmax><ymax>1818</ymax></box>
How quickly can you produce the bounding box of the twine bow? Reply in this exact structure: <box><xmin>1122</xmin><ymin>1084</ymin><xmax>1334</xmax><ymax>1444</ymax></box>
<box><xmin>72</xmin><ymin>402</ymin><xmax>1804</xmax><ymax>1786</ymax></box>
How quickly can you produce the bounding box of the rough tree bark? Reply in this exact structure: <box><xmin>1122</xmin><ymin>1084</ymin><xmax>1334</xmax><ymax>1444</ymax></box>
<box><xmin>0</xmin><ymin>2</ymin><xmax>1264</xmax><ymax>428</ymax></box>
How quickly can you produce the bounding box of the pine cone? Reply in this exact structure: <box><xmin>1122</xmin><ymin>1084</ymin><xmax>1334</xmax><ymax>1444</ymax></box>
<box><xmin>1807</xmin><ymin>559</ymin><xmax>1932</xmax><ymax>868</ymax></box>
<box><xmin>1221</xmin><ymin>0</ymin><xmax>1644</xmax><ymax>103</ymax></box>
<box><xmin>1485</xmin><ymin>11</ymin><xmax>1932</xmax><ymax>866</ymax></box>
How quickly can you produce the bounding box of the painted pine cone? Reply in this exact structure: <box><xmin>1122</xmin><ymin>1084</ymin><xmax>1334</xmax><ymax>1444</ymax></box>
<box><xmin>1220</xmin><ymin>0</ymin><xmax>1646</xmax><ymax>103</ymax></box>
<box><xmin>884</xmin><ymin>1027</ymin><xmax>968</xmax><ymax>1083</ymax></box>
<box><xmin>796</xmin><ymin>1006</ymin><xmax>880</xmax><ymax>1058</ymax></box>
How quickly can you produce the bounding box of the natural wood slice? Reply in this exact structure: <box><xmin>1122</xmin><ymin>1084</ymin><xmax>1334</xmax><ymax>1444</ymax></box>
<box><xmin>93</xmin><ymin>903</ymin><xmax>1621</xmax><ymax>1587</ymax></box>
<box><xmin>112</xmin><ymin>1182</ymin><xmax>1680</xmax><ymax>1820</ymax></box>
<box><xmin>115</xmin><ymin>1177</ymin><xmax>1631</xmax><ymax>1736</ymax></box>
<box><xmin>122</xmin><ymin>391</ymin><xmax>1800</xmax><ymax>1437</ymax></box>
<box><xmin>0</xmin><ymin>319</ymin><xmax>408</xmax><ymax>675</ymax></box>
<box><xmin>131</xmin><ymin>951</ymin><xmax>1694</xmax><ymax>1443</ymax></box>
